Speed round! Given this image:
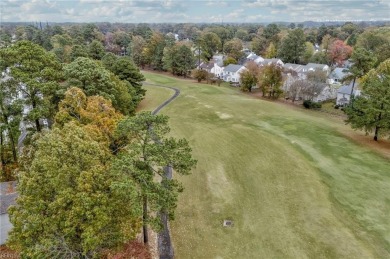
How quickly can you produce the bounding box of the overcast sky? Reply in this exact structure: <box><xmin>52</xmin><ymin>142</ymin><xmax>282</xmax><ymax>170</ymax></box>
<box><xmin>1</xmin><ymin>0</ymin><xmax>389</xmax><ymax>23</ymax></box>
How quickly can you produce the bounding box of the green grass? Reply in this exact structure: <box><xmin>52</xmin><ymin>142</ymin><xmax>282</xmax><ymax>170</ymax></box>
<box><xmin>141</xmin><ymin>71</ymin><xmax>390</xmax><ymax>259</ymax></box>
<box><xmin>136</xmin><ymin>84</ymin><xmax>174</xmax><ymax>112</ymax></box>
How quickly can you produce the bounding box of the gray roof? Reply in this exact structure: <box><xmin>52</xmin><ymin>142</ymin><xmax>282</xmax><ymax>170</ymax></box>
<box><xmin>199</xmin><ymin>62</ymin><xmax>214</xmax><ymax>70</ymax></box>
<box><xmin>338</xmin><ymin>81</ymin><xmax>359</xmax><ymax>95</ymax></box>
<box><xmin>224</xmin><ymin>64</ymin><xmax>244</xmax><ymax>73</ymax></box>
<box><xmin>330</xmin><ymin>68</ymin><xmax>349</xmax><ymax>80</ymax></box>
<box><xmin>284</xmin><ymin>63</ymin><xmax>305</xmax><ymax>73</ymax></box>
<box><xmin>306</xmin><ymin>63</ymin><xmax>328</xmax><ymax>70</ymax></box>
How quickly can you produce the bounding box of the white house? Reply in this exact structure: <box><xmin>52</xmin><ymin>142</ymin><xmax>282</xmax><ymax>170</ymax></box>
<box><xmin>336</xmin><ymin>81</ymin><xmax>361</xmax><ymax>106</ymax></box>
<box><xmin>222</xmin><ymin>64</ymin><xmax>246</xmax><ymax>83</ymax></box>
<box><xmin>198</xmin><ymin>61</ymin><xmax>224</xmax><ymax>78</ymax></box>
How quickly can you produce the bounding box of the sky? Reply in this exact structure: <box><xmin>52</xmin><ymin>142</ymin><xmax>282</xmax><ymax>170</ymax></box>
<box><xmin>1</xmin><ymin>0</ymin><xmax>389</xmax><ymax>23</ymax></box>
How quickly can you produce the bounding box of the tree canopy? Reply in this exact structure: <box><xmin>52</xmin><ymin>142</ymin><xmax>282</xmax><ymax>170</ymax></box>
<box><xmin>345</xmin><ymin>59</ymin><xmax>390</xmax><ymax>141</ymax></box>
<box><xmin>8</xmin><ymin>122</ymin><xmax>141</xmax><ymax>257</ymax></box>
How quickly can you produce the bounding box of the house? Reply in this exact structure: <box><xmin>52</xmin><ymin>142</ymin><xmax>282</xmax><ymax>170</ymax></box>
<box><xmin>259</xmin><ymin>58</ymin><xmax>284</xmax><ymax>67</ymax></box>
<box><xmin>198</xmin><ymin>61</ymin><xmax>224</xmax><ymax>78</ymax></box>
<box><xmin>212</xmin><ymin>54</ymin><xmax>225</xmax><ymax>67</ymax></box>
<box><xmin>336</xmin><ymin>81</ymin><xmax>361</xmax><ymax>106</ymax></box>
<box><xmin>305</xmin><ymin>63</ymin><xmax>330</xmax><ymax>75</ymax></box>
<box><xmin>244</xmin><ymin>52</ymin><xmax>264</xmax><ymax>65</ymax></box>
<box><xmin>313</xmin><ymin>85</ymin><xmax>338</xmax><ymax>102</ymax></box>
<box><xmin>283</xmin><ymin>63</ymin><xmax>306</xmax><ymax>78</ymax></box>
<box><xmin>328</xmin><ymin>67</ymin><xmax>349</xmax><ymax>84</ymax></box>
<box><xmin>222</xmin><ymin>64</ymin><xmax>246</xmax><ymax>83</ymax></box>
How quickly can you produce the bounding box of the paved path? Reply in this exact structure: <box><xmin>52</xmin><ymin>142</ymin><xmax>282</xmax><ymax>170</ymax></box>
<box><xmin>143</xmin><ymin>82</ymin><xmax>180</xmax><ymax>259</ymax></box>
<box><xmin>143</xmin><ymin>82</ymin><xmax>180</xmax><ymax>115</ymax></box>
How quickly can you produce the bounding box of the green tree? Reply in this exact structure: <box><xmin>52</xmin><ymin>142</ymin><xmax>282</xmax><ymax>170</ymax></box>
<box><xmin>251</xmin><ymin>36</ymin><xmax>268</xmax><ymax>55</ymax></box>
<box><xmin>163</xmin><ymin>44</ymin><xmax>194</xmax><ymax>77</ymax></box>
<box><xmin>200</xmin><ymin>32</ymin><xmax>222</xmax><ymax>61</ymax></box>
<box><xmin>223</xmin><ymin>57</ymin><xmax>237</xmax><ymax>66</ymax></box>
<box><xmin>64</xmin><ymin>57</ymin><xmax>137</xmax><ymax>115</ymax></box>
<box><xmin>102</xmin><ymin>52</ymin><xmax>119</xmax><ymax>69</ymax></box>
<box><xmin>0</xmin><ymin>78</ymin><xmax>22</xmax><ymax>181</ymax></box>
<box><xmin>343</xmin><ymin>47</ymin><xmax>377</xmax><ymax>103</ymax></box>
<box><xmin>0</xmin><ymin>41</ymin><xmax>63</xmax><ymax>132</ymax></box>
<box><xmin>114</xmin><ymin>112</ymin><xmax>197</xmax><ymax>243</ymax></box>
<box><xmin>224</xmin><ymin>38</ymin><xmax>244</xmax><ymax>61</ymax></box>
<box><xmin>110</xmin><ymin>57</ymin><xmax>146</xmax><ymax>100</ymax></box>
<box><xmin>263</xmin><ymin>24</ymin><xmax>280</xmax><ymax>40</ymax></box>
<box><xmin>143</xmin><ymin>32</ymin><xmax>168</xmax><ymax>70</ymax></box>
<box><xmin>88</xmin><ymin>40</ymin><xmax>106</xmax><ymax>60</ymax></box>
<box><xmin>345</xmin><ymin>59</ymin><xmax>390</xmax><ymax>141</ymax></box>
<box><xmin>239</xmin><ymin>69</ymin><xmax>256</xmax><ymax>92</ymax></box>
<box><xmin>302</xmin><ymin>42</ymin><xmax>314</xmax><ymax>64</ymax></box>
<box><xmin>278</xmin><ymin>29</ymin><xmax>306</xmax><ymax>64</ymax></box>
<box><xmin>51</xmin><ymin>34</ymin><xmax>73</xmax><ymax>63</ymax></box>
<box><xmin>70</xmin><ymin>44</ymin><xmax>89</xmax><ymax>61</ymax></box>
<box><xmin>130</xmin><ymin>35</ymin><xmax>147</xmax><ymax>68</ymax></box>
<box><xmin>258</xmin><ymin>64</ymin><xmax>283</xmax><ymax>98</ymax></box>
<box><xmin>8</xmin><ymin>122</ymin><xmax>141</xmax><ymax>257</ymax></box>
<box><xmin>265</xmin><ymin>42</ymin><xmax>277</xmax><ymax>58</ymax></box>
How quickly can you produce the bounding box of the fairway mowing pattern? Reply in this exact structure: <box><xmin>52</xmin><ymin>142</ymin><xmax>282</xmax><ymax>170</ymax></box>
<box><xmin>142</xmin><ymin>71</ymin><xmax>390</xmax><ymax>259</ymax></box>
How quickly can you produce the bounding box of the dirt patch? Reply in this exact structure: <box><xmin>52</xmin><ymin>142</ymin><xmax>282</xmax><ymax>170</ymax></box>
<box><xmin>338</xmin><ymin>128</ymin><xmax>390</xmax><ymax>159</ymax></box>
<box><xmin>0</xmin><ymin>245</ymin><xmax>19</xmax><ymax>259</ymax></box>
<box><xmin>216</xmin><ymin>112</ymin><xmax>232</xmax><ymax>119</ymax></box>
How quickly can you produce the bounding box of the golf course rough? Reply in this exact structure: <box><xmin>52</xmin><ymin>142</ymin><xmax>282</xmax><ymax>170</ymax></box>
<box><xmin>140</xmin><ymin>72</ymin><xmax>390</xmax><ymax>259</ymax></box>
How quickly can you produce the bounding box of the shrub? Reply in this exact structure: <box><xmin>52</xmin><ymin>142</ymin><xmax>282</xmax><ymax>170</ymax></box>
<box><xmin>303</xmin><ymin>100</ymin><xmax>322</xmax><ymax>109</ymax></box>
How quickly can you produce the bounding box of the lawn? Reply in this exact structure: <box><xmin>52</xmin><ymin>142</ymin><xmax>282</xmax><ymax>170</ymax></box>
<box><xmin>141</xmin><ymin>71</ymin><xmax>390</xmax><ymax>259</ymax></box>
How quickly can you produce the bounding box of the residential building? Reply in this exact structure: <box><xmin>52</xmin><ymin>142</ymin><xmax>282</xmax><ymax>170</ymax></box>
<box><xmin>336</xmin><ymin>81</ymin><xmax>361</xmax><ymax>106</ymax></box>
<box><xmin>221</xmin><ymin>64</ymin><xmax>246</xmax><ymax>83</ymax></box>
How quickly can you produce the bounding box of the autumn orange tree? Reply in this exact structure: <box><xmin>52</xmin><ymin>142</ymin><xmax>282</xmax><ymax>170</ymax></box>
<box><xmin>328</xmin><ymin>40</ymin><xmax>353</xmax><ymax>66</ymax></box>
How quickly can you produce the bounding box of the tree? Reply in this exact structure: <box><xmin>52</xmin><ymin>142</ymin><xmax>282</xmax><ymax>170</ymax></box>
<box><xmin>263</xmin><ymin>24</ymin><xmax>280</xmax><ymax>40</ymax></box>
<box><xmin>223</xmin><ymin>57</ymin><xmax>237</xmax><ymax>66</ymax></box>
<box><xmin>200</xmin><ymin>32</ymin><xmax>222</xmax><ymax>61</ymax></box>
<box><xmin>64</xmin><ymin>57</ymin><xmax>137</xmax><ymax>115</ymax></box>
<box><xmin>130</xmin><ymin>35</ymin><xmax>147</xmax><ymax>68</ymax></box>
<box><xmin>0</xmin><ymin>77</ymin><xmax>22</xmax><ymax>181</ymax></box>
<box><xmin>192</xmin><ymin>69</ymin><xmax>208</xmax><ymax>83</ymax></box>
<box><xmin>343</xmin><ymin>47</ymin><xmax>377</xmax><ymax>104</ymax></box>
<box><xmin>258</xmin><ymin>64</ymin><xmax>283</xmax><ymax>98</ymax></box>
<box><xmin>235</xmin><ymin>29</ymin><xmax>249</xmax><ymax>41</ymax></box>
<box><xmin>8</xmin><ymin>122</ymin><xmax>141</xmax><ymax>257</ymax></box>
<box><xmin>240</xmin><ymin>69</ymin><xmax>256</xmax><ymax>92</ymax></box>
<box><xmin>88</xmin><ymin>40</ymin><xmax>106</xmax><ymax>60</ymax></box>
<box><xmin>265</xmin><ymin>42</ymin><xmax>277</xmax><ymax>58</ymax></box>
<box><xmin>286</xmin><ymin>79</ymin><xmax>311</xmax><ymax>102</ymax></box>
<box><xmin>278</xmin><ymin>29</ymin><xmax>306</xmax><ymax>64</ymax></box>
<box><xmin>302</xmin><ymin>42</ymin><xmax>314</xmax><ymax>64</ymax></box>
<box><xmin>345</xmin><ymin>59</ymin><xmax>390</xmax><ymax>141</ymax></box>
<box><xmin>0</xmin><ymin>41</ymin><xmax>63</xmax><ymax>132</ymax></box>
<box><xmin>251</xmin><ymin>36</ymin><xmax>268</xmax><ymax>55</ymax></box>
<box><xmin>224</xmin><ymin>38</ymin><xmax>244</xmax><ymax>61</ymax></box>
<box><xmin>70</xmin><ymin>44</ymin><xmax>89</xmax><ymax>61</ymax></box>
<box><xmin>328</xmin><ymin>40</ymin><xmax>353</xmax><ymax>66</ymax></box>
<box><xmin>50</xmin><ymin>34</ymin><xmax>73</xmax><ymax>63</ymax></box>
<box><xmin>304</xmin><ymin>70</ymin><xmax>327</xmax><ymax>100</ymax></box>
<box><xmin>55</xmin><ymin>87</ymin><xmax>124</xmax><ymax>145</ymax></box>
<box><xmin>102</xmin><ymin>52</ymin><xmax>118</xmax><ymax>70</ymax></box>
<box><xmin>163</xmin><ymin>44</ymin><xmax>194</xmax><ymax>77</ymax></box>
<box><xmin>114</xmin><ymin>112</ymin><xmax>197</xmax><ymax>243</ymax></box>
<box><xmin>110</xmin><ymin>57</ymin><xmax>146</xmax><ymax>99</ymax></box>
<box><xmin>143</xmin><ymin>32</ymin><xmax>168</xmax><ymax>70</ymax></box>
